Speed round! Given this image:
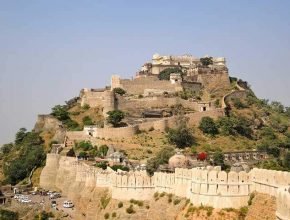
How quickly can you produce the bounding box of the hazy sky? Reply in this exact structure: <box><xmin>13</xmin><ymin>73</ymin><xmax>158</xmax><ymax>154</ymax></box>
<box><xmin>1</xmin><ymin>0</ymin><xmax>290</xmax><ymax>145</ymax></box>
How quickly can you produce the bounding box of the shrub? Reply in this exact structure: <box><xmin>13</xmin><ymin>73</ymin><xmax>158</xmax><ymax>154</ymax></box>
<box><xmin>200</xmin><ymin>57</ymin><xmax>213</xmax><ymax>66</ymax></box>
<box><xmin>82</xmin><ymin>104</ymin><xmax>90</xmax><ymax>110</ymax></box>
<box><xmin>77</xmin><ymin>141</ymin><xmax>93</xmax><ymax>151</ymax></box>
<box><xmin>100</xmin><ymin>194</ymin><xmax>110</xmax><ymax>209</ymax></box>
<box><xmin>173</xmin><ymin>199</ymin><xmax>181</xmax><ymax>205</ymax></box>
<box><xmin>199</xmin><ymin>117</ymin><xmax>218</xmax><ymax>136</ymax></box>
<box><xmin>82</xmin><ymin>116</ymin><xmax>94</xmax><ymax>126</ymax></box>
<box><xmin>154</xmin><ymin>192</ymin><xmax>159</xmax><ymax>198</ymax></box>
<box><xmin>51</xmin><ymin>105</ymin><xmax>69</xmax><ymax>121</ymax></box>
<box><xmin>110</xmin><ymin>165</ymin><xmax>129</xmax><ymax>172</ymax></box>
<box><xmin>248</xmin><ymin>193</ymin><xmax>255</xmax><ymax>206</ymax></box>
<box><xmin>104</xmin><ymin>213</ymin><xmax>109</xmax><ymax>219</ymax></box>
<box><xmin>118</xmin><ymin>202</ymin><xmax>123</xmax><ymax>208</ymax></box>
<box><xmin>212</xmin><ymin>151</ymin><xmax>226</xmax><ymax>170</ymax></box>
<box><xmin>158</xmin><ymin>67</ymin><xmax>183</xmax><ymax>80</ymax></box>
<box><xmin>239</xmin><ymin>206</ymin><xmax>249</xmax><ymax>219</ymax></box>
<box><xmin>232</xmin><ymin>98</ymin><xmax>247</xmax><ymax>109</ymax></box>
<box><xmin>149</xmin><ymin>127</ymin><xmax>154</xmax><ymax>131</ymax></box>
<box><xmin>0</xmin><ymin>209</ymin><xmax>19</xmax><ymax>220</ymax></box>
<box><xmin>112</xmin><ymin>212</ymin><xmax>116</xmax><ymax>218</ymax></box>
<box><xmin>146</xmin><ymin>205</ymin><xmax>150</xmax><ymax>209</ymax></box>
<box><xmin>137</xmin><ymin>201</ymin><xmax>143</xmax><ymax>207</ymax></box>
<box><xmin>167</xmin><ymin>125</ymin><xmax>195</xmax><ymax>148</ymax></box>
<box><xmin>160</xmin><ymin>192</ymin><xmax>166</xmax><ymax>197</ymax></box>
<box><xmin>126</xmin><ymin>205</ymin><xmax>135</xmax><ymax>214</ymax></box>
<box><xmin>107</xmin><ymin>110</ymin><xmax>125</xmax><ymax>127</ymax></box>
<box><xmin>146</xmin><ymin>148</ymin><xmax>174</xmax><ymax>176</ymax></box>
<box><xmin>113</xmin><ymin>87</ymin><xmax>126</xmax><ymax>95</ymax></box>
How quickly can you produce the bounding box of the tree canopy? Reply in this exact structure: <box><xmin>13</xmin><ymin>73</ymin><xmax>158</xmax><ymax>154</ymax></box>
<box><xmin>113</xmin><ymin>87</ymin><xmax>126</xmax><ymax>96</ymax></box>
<box><xmin>106</xmin><ymin>110</ymin><xmax>125</xmax><ymax>127</ymax></box>
<box><xmin>158</xmin><ymin>67</ymin><xmax>183</xmax><ymax>80</ymax></box>
<box><xmin>199</xmin><ymin>117</ymin><xmax>218</xmax><ymax>136</ymax></box>
<box><xmin>200</xmin><ymin>57</ymin><xmax>213</xmax><ymax>66</ymax></box>
<box><xmin>167</xmin><ymin>125</ymin><xmax>195</xmax><ymax>148</ymax></box>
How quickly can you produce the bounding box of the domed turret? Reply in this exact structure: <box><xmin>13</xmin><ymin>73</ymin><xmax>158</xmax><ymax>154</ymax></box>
<box><xmin>168</xmin><ymin>152</ymin><xmax>188</xmax><ymax>169</ymax></box>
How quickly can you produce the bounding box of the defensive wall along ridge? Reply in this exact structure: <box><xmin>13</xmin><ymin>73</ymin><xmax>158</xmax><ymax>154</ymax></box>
<box><xmin>40</xmin><ymin>154</ymin><xmax>290</xmax><ymax>218</ymax></box>
<box><xmin>79</xmin><ymin>109</ymin><xmax>225</xmax><ymax>140</ymax></box>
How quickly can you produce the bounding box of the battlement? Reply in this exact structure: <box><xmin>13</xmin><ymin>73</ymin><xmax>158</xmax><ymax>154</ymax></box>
<box><xmin>39</xmin><ymin>154</ymin><xmax>290</xmax><ymax>214</ymax></box>
<box><xmin>276</xmin><ymin>187</ymin><xmax>290</xmax><ymax>220</ymax></box>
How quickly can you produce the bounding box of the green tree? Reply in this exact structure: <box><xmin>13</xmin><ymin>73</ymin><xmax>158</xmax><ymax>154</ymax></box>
<box><xmin>51</xmin><ymin>105</ymin><xmax>70</xmax><ymax>121</ymax></box>
<box><xmin>199</xmin><ymin>117</ymin><xmax>218</xmax><ymax>136</ymax></box>
<box><xmin>77</xmin><ymin>141</ymin><xmax>93</xmax><ymax>151</ymax></box>
<box><xmin>113</xmin><ymin>87</ymin><xmax>126</xmax><ymax>95</ymax></box>
<box><xmin>167</xmin><ymin>126</ymin><xmax>195</xmax><ymax>148</ymax></box>
<box><xmin>1</xmin><ymin>143</ymin><xmax>13</xmax><ymax>154</ymax></box>
<box><xmin>82</xmin><ymin>116</ymin><xmax>94</xmax><ymax>126</ymax></box>
<box><xmin>146</xmin><ymin>147</ymin><xmax>174</xmax><ymax>176</ymax></box>
<box><xmin>98</xmin><ymin>145</ymin><xmax>109</xmax><ymax>157</ymax></box>
<box><xmin>158</xmin><ymin>67</ymin><xmax>182</xmax><ymax>80</ymax></box>
<box><xmin>15</xmin><ymin>128</ymin><xmax>27</xmax><ymax>145</ymax></box>
<box><xmin>200</xmin><ymin>57</ymin><xmax>213</xmax><ymax>66</ymax></box>
<box><xmin>212</xmin><ymin>151</ymin><xmax>226</xmax><ymax>169</ymax></box>
<box><xmin>270</xmin><ymin>101</ymin><xmax>284</xmax><ymax>113</ymax></box>
<box><xmin>107</xmin><ymin>110</ymin><xmax>125</xmax><ymax>127</ymax></box>
<box><xmin>110</xmin><ymin>165</ymin><xmax>129</xmax><ymax>172</ymax></box>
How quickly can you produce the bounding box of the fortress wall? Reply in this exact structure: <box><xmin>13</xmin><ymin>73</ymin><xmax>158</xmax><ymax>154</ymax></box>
<box><xmin>54</xmin><ymin>157</ymin><xmax>77</xmax><ymax>194</ymax></box>
<box><xmin>189</xmin><ymin>169</ymin><xmax>251</xmax><ymax>208</ymax></box>
<box><xmin>276</xmin><ymin>187</ymin><xmax>290</xmax><ymax>220</ymax></box>
<box><xmin>80</xmin><ymin>90</ymin><xmax>106</xmax><ymax>108</ymax></box>
<box><xmin>117</xmin><ymin>96</ymin><xmax>203</xmax><ymax>113</ymax></box>
<box><xmin>224</xmin><ymin>90</ymin><xmax>248</xmax><ymax>105</ymax></box>
<box><xmin>249</xmin><ymin>168</ymin><xmax>290</xmax><ymax>197</ymax></box>
<box><xmin>197</xmin><ymin>72</ymin><xmax>231</xmax><ymax>92</ymax></box>
<box><xmin>40</xmin><ymin>158</ymin><xmax>290</xmax><ymax>210</ymax></box>
<box><xmin>117</xmin><ymin>76</ymin><xmax>179</xmax><ymax>95</ymax></box>
<box><xmin>39</xmin><ymin>154</ymin><xmax>60</xmax><ymax>190</ymax></box>
<box><xmin>154</xmin><ymin>172</ymin><xmax>175</xmax><ymax>194</ymax></box>
<box><xmin>66</xmin><ymin>131</ymin><xmax>88</xmax><ymax>142</ymax></box>
<box><xmin>187</xmin><ymin>109</ymin><xmax>224</xmax><ymax>125</ymax></box>
<box><xmin>80</xmin><ymin>90</ymin><xmax>115</xmax><ymax>116</ymax></box>
<box><xmin>66</xmin><ymin>109</ymin><xmax>224</xmax><ymax>141</ymax></box>
<box><xmin>111</xmin><ymin>173</ymin><xmax>155</xmax><ymax>200</ymax></box>
<box><xmin>94</xmin><ymin>126</ymin><xmax>138</xmax><ymax>140</ymax></box>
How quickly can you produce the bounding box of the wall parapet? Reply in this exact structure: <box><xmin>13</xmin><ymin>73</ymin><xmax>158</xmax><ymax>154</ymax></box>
<box><xmin>39</xmin><ymin>156</ymin><xmax>290</xmax><ymax>212</ymax></box>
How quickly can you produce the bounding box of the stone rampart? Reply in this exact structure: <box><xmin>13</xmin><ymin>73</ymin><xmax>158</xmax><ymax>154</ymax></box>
<box><xmin>276</xmin><ymin>187</ymin><xmax>290</xmax><ymax>220</ymax></box>
<box><xmin>249</xmin><ymin>168</ymin><xmax>290</xmax><ymax>197</ymax></box>
<box><xmin>112</xmin><ymin>76</ymin><xmax>181</xmax><ymax>95</ymax></box>
<box><xmin>80</xmin><ymin>109</ymin><xmax>224</xmax><ymax>140</ymax></box>
<box><xmin>40</xmin><ymin>154</ymin><xmax>290</xmax><ymax>213</ymax></box>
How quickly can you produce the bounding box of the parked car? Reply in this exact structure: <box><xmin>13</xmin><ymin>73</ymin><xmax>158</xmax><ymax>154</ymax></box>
<box><xmin>21</xmin><ymin>198</ymin><xmax>31</xmax><ymax>203</ymax></box>
<box><xmin>51</xmin><ymin>200</ymin><xmax>57</xmax><ymax>208</ymax></box>
<box><xmin>63</xmin><ymin>200</ymin><xmax>74</xmax><ymax>208</ymax></box>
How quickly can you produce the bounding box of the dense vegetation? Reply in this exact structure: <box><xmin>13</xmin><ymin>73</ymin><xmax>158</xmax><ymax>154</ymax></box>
<box><xmin>51</xmin><ymin>105</ymin><xmax>82</xmax><ymax>130</ymax></box>
<box><xmin>113</xmin><ymin>87</ymin><xmax>126</xmax><ymax>96</ymax></box>
<box><xmin>200</xmin><ymin>57</ymin><xmax>213</xmax><ymax>66</ymax></box>
<box><xmin>158</xmin><ymin>67</ymin><xmax>183</xmax><ymax>80</ymax></box>
<box><xmin>146</xmin><ymin>147</ymin><xmax>175</xmax><ymax>175</ymax></box>
<box><xmin>74</xmin><ymin>141</ymin><xmax>109</xmax><ymax>158</ymax></box>
<box><xmin>106</xmin><ymin>110</ymin><xmax>125</xmax><ymax>127</ymax></box>
<box><xmin>167</xmin><ymin>123</ymin><xmax>195</xmax><ymax>148</ymax></box>
<box><xmin>1</xmin><ymin>128</ymin><xmax>46</xmax><ymax>185</ymax></box>
<box><xmin>0</xmin><ymin>209</ymin><xmax>19</xmax><ymax>220</ymax></box>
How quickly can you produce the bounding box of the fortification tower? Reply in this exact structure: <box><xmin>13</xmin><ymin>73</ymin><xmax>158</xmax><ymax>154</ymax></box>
<box><xmin>102</xmin><ymin>90</ymin><xmax>116</xmax><ymax>118</ymax></box>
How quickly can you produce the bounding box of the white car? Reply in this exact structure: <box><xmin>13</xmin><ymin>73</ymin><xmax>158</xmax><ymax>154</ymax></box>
<box><xmin>63</xmin><ymin>200</ymin><xmax>74</xmax><ymax>208</ymax></box>
<box><xmin>21</xmin><ymin>198</ymin><xmax>31</xmax><ymax>203</ymax></box>
<box><xmin>14</xmin><ymin>194</ymin><xmax>21</xmax><ymax>199</ymax></box>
